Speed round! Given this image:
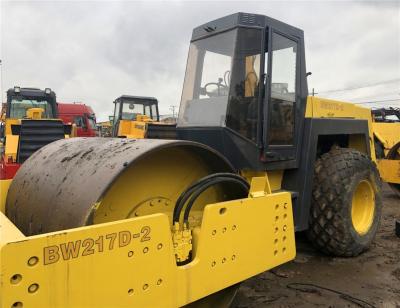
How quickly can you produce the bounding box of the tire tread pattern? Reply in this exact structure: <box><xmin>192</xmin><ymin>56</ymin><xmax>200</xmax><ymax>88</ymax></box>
<box><xmin>307</xmin><ymin>147</ymin><xmax>382</xmax><ymax>257</ymax></box>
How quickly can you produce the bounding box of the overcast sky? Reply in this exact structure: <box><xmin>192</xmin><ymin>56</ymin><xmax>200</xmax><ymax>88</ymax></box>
<box><xmin>1</xmin><ymin>0</ymin><xmax>399</xmax><ymax>121</ymax></box>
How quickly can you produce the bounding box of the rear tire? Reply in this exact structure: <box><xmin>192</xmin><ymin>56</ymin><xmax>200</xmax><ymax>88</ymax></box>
<box><xmin>307</xmin><ymin>147</ymin><xmax>382</xmax><ymax>257</ymax></box>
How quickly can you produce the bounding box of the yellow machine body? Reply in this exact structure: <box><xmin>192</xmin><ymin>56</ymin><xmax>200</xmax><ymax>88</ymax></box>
<box><xmin>3</xmin><ymin>134</ymin><xmax>19</xmax><ymax>163</ymax></box>
<box><xmin>0</xmin><ymin>95</ymin><xmax>398</xmax><ymax>308</ymax></box>
<box><xmin>305</xmin><ymin>96</ymin><xmax>376</xmax><ymax>160</ymax></box>
<box><xmin>25</xmin><ymin>107</ymin><xmax>44</xmax><ymax>120</ymax></box>
<box><xmin>372</xmin><ymin>122</ymin><xmax>400</xmax><ymax>155</ymax></box>
<box><xmin>1</xmin><ymin>119</ymin><xmax>70</xmax><ymax>164</ymax></box>
<box><xmin>112</xmin><ymin>96</ymin><xmax>164</xmax><ymax>139</ymax></box>
<box><xmin>1</xmin><ymin>13</ymin><xmax>400</xmax><ymax>308</ymax></box>
<box><xmin>3</xmin><ymin>118</ymin><xmax>19</xmax><ymax>137</ymax></box>
<box><xmin>372</xmin><ymin>122</ymin><xmax>400</xmax><ymax>185</ymax></box>
<box><xmin>117</xmin><ymin>115</ymin><xmax>154</xmax><ymax>139</ymax></box>
<box><xmin>116</xmin><ymin>115</ymin><xmax>172</xmax><ymax>139</ymax></box>
<box><xmin>0</xmin><ymin>176</ymin><xmax>295</xmax><ymax>308</ymax></box>
<box><xmin>1</xmin><ymin>108</ymin><xmax>45</xmax><ymax>162</ymax></box>
<box><xmin>376</xmin><ymin>159</ymin><xmax>400</xmax><ymax>185</ymax></box>
<box><xmin>305</xmin><ymin>96</ymin><xmax>400</xmax><ymax>187</ymax></box>
<box><xmin>0</xmin><ymin>179</ymin><xmax>12</xmax><ymax>213</ymax></box>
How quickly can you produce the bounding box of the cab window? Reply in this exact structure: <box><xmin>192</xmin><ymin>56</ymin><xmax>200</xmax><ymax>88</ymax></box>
<box><xmin>226</xmin><ymin>28</ymin><xmax>262</xmax><ymax>142</ymax></box>
<box><xmin>151</xmin><ymin>104</ymin><xmax>158</xmax><ymax>121</ymax></box>
<box><xmin>178</xmin><ymin>29</ymin><xmax>236</xmax><ymax>127</ymax></box>
<box><xmin>268</xmin><ymin>33</ymin><xmax>297</xmax><ymax>145</ymax></box>
<box><xmin>121</xmin><ymin>103</ymin><xmax>144</xmax><ymax>120</ymax></box>
<box><xmin>144</xmin><ymin>104</ymin><xmax>158</xmax><ymax>121</ymax></box>
<box><xmin>144</xmin><ymin>105</ymin><xmax>151</xmax><ymax>119</ymax></box>
<box><xmin>113</xmin><ymin>101</ymin><xmax>121</xmax><ymax>121</ymax></box>
<box><xmin>9</xmin><ymin>98</ymin><xmax>54</xmax><ymax>119</ymax></box>
<box><xmin>74</xmin><ymin>116</ymin><xmax>87</xmax><ymax>128</ymax></box>
<box><xmin>87</xmin><ymin>116</ymin><xmax>96</xmax><ymax>129</ymax></box>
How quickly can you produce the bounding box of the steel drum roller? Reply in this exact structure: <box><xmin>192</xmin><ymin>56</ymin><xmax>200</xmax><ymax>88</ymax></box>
<box><xmin>6</xmin><ymin>137</ymin><xmax>236</xmax><ymax>235</ymax></box>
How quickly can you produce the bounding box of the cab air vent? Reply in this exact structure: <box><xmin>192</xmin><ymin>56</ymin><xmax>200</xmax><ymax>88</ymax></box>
<box><xmin>241</xmin><ymin>13</ymin><xmax>256</xmax><ymax>24</ymax></box>
<box><xmin>204</xmin><ymin>26</ymin><xmax>216</xmax><ymax>33</ymax></box>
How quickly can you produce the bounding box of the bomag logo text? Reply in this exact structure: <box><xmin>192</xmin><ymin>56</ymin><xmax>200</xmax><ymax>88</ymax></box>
<box><xmin>320</xmin><ymin>101</ymin><xmax>344</xmax><ymax>112</ymax></box>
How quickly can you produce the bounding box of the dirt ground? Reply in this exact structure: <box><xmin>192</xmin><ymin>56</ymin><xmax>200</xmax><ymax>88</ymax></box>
<box><xmin>236</xmin><ymin>184</ymin><xmax>400</xmax><ymax>308</ymax></box>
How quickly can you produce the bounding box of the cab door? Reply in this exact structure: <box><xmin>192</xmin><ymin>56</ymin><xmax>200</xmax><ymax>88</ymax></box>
<box><xmin>263</xmin><ymin>29</ymin><xmax>302</xmax><ymax>164</ymax></box>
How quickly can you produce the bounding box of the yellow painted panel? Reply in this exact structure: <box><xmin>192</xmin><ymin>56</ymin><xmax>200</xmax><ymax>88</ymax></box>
<box><xmin>0</xmin><ymin>179</ymin><xmax>12</xmax><ymax>214</ymax></box>
<box><xmin>0</xmin><ymin>212</ymin><xmax>24</xmax><ymax>246</ymax></box>
<box><xmin>1</xmin><ymin>192</ymin><xmax>295</xmax><ymax>308</ymax></box>
<box><xmin>305</xmin><ymin>96</ymin><xmax>376</xmax><ymax>161</ymax></box>
<box><xmin>241</xmin><ymin>170</ymin><xmax>283</xmax><ymax>191</ymax></box>
<box><xmin>177</xmin><ymin>192</ymin><xmax>295</xmax><ymax>306</ymax></box>
<box><xmin>377</xmin><ymin>159</ymin><xmax>400</xmax><ymax>184</ymax></box>
<box><xmin>4</xmin><ymin>119</ymin><xmax>20</xmax><ymax>136</ymax></box>
<box><xmin>118</xmin><ymin>120</ymin><xmax>146</xmax><ymax>138</ymax></box>
<box><xmin>1</xmin><ymin>214</ymin><xmax>178</xmax><ymax>308</ymax></box>
<box><xmin>305</xmin><ymin>96</ymin><xmax>371</xmax><ymax>119</ymax></box>
<box><xmin>372</xmin><ymin>122</ymin><xmax>400</xmax><ymax>151</ymax></box>
<box><xmin>305</xmin><ymin>96</ymin><xmax>313</xmax><ymax>118</ymax></box>
<box><xmin>136</xmin><ymin>115</ymin><xmax>153</xmax><ymax>122</ymax></box>
<box><xmin>4</xmin><ymin>135</ymin><xmax>19</xmax><ymax>161</ymax></box>
<box><xmin>26</xmin><ymin>108</ymin><xmax>44</xmax><ymax>119</ymax></box>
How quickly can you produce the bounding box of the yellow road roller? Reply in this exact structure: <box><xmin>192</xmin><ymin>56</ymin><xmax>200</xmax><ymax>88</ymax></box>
<box><xmin>1</xmin><ymin>12</ymin><xmax>397</xmax><ymax>307</ymax></box>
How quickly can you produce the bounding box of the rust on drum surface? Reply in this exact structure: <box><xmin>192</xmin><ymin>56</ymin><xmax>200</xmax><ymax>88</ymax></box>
<box><xmin>6</xmin><ymin>137</ymin><xmax>234</xmax><ymax>235</ymax></box>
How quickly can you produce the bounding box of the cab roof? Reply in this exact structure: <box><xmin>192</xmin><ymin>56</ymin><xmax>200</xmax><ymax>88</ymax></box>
<box><xmin>7</xmin><ymin>87</ymin><xmax>56</xmax><ymax>99</ymax></box>
<box><xmin>114</xmin><ymin>95</ymin><xmax>158</xmax><ymax>106</ymax></box>
<box><xmin>191</xmin><ymin>12</ymin><xmax>304</xmax><ymax>42</ymax></box>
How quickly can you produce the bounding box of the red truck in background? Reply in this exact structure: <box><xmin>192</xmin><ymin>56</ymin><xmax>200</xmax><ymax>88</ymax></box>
<box><xmin>58</xmin><ymin>102</ymin><xmax>97</xmax><ymax>137</ymax></box>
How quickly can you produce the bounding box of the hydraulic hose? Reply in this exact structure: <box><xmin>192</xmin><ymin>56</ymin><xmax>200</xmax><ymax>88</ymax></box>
<box><xmin>182</xmin><ymin>177</ymin><xmax>249</xmax><ymax>225</ymax></box>
<box><xmin>172</xmin><ymin>172</ymin><xmax>249</xmax><ymax>225</ymax></box>
<box><xmin>172</xmin><ymin>173</ymin><xmax>248</xmax><ymax>223</ymax></box>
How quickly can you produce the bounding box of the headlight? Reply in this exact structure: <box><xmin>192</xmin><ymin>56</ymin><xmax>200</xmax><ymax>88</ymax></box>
<box><xmin>14</xmin><ymin>86</ymin><xmax>21</xmax><ymax>93</ymax></box>
<box><xmin>45</xmin><ymin>88</ymin><xmax>51</xmax><ymax>94</ymax></box>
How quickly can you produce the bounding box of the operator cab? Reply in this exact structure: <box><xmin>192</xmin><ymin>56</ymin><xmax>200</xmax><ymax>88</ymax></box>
<box><xmin>112</xmin><ymin>95</ymin><xmax>160</xmax><ymax>136</ymax></box>
<box><xmin>177</xmin><ymin>13</ymin><xmax>308</xmax><ymax>170</ymax></box>
<box><xmin>113</xmin><ymin>96</ymin><xmax>159</xmax><ymax>122</ymax></box>
<box><xmin>6</xmin><ymin>87</ymin><xmax>57</xmax><ymax>119</ymax></box>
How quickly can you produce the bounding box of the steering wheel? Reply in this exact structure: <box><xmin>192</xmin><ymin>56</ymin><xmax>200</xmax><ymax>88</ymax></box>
<box><xmin>201</xmin><ymin>80</ymin><xmax>229</xmax><ymax>97</ymax></box>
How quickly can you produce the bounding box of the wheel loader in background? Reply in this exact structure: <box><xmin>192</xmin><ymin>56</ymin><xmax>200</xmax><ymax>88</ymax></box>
<box><xmin>112</xmin><ymin>95</ymin><xmax>177</xmax><ymax>139</ymax></box>
<box><xmin>1</xmin><ymin>13</ymin><xmax>399</xmax><ymax>308</ymax></box>
<box><xmin>0</xmin><ymin>86</ymin><xmax>72</xmax><ymax>210</ymax></box>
